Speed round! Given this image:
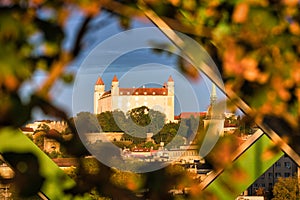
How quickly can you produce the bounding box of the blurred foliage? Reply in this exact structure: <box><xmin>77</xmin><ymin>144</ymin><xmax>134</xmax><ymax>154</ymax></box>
<box><xmin>1</xmin><ymin>0</ymin><xmax>300</xmax><ymax>199</ymax></box>
<box><xmin>138</xmin><ymin>0</ymin><xmax>300</xmax><ymax>155</ymax></box>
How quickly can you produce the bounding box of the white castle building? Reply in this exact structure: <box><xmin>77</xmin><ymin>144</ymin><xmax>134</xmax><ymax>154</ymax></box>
<box><xmin>94</xmin><ymin>75</ymin><xmax>175</xmax><ymax>122</ymax></box>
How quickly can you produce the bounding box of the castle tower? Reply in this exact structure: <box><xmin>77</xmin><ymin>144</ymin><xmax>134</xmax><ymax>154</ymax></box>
<box><xmin>167</xmin><ymin>75</ymin><xmax>174</xmax><ymax>96</ymax></box>
<box><xmin>166</xmin><ymin>75</ymin><xmax>175</xmax><ymax>122</ymax></box>
<box><xmin>94</xmin><ymin>77</ymin><xmax>105</xmax><ymax>114</ymax></box>
<box><xmin>111</xmin><ymin>75</ymin><xmax>119</xmax><ymax>96</ymax></box>
<box><xmin>111</xmin><ymin>75</ymin><xmax>119</xmax><ymax>111</ymax></box>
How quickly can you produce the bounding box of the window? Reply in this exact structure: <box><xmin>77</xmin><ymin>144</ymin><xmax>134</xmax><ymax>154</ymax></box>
<box><xmin>284</xmin><ymin>173</ymin><xmax>290</xmax><ymax>177</ymax></box>
<box><xmin>268</xmin><ymin>173</ymin><xmax>273</xmax><ymax>178</ymax></box>
<box><xmin>284</xmin><ymin>162</ymin><xmax>291</xmax><ymax>169</ymax></box>
<box><xmin>275</xmin><ymin>162</ymin><xmax>281</xmax><ymax>167</ymax></box>
<box><xmin>275</xmin><ymin>173</ymin><xmax>281</xmax><ymax>178</ymax></box>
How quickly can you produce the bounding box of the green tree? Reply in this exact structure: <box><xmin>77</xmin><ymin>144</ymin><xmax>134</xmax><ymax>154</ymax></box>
<box><xmin>33</xmin><ymin>130</ymin><xmax>46</xmax><ymax>150</ymax></box>
<box><xmin>272</xmin><ymin>176</ymin><xmax>300</xmax><ymax>200</ymax></box>
<box><xmin>36</xmin><ymin>124</ymin><xmax>50</xmax><ymax>133</ymax></box>
<box><xmin>97</xmin><ymin>111</ymin><xmax>124</xmax><ymax>132</ymax></box>
<box><xmin>74</xmin><ymin>112</ymin><xmax>100</xmax><ymax>134</ymax></box>
<box><xmin>124</xmin><ymin>106</ymin><xmax>165</xmax><ymax>141</ymax></box>
<box><xmin>127</xmin><ymin>106</ymin><xmax>151</xmax><ymax>127</ymax></box>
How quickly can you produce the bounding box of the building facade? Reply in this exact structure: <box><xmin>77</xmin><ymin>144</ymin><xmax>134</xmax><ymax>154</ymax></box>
<box><xmin>247</xmin><ymin>154</ymin><xmax>298</xmax><ymax>198</ymax></box>
<box><xmin>94</xmin><ymin>75</ymin><xmax>175</xmax><ymax>122</ymax></box>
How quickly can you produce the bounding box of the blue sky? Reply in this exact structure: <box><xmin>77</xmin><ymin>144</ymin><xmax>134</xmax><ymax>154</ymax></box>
<box><xmin>22</xmin><ymin>10</ymin><xmax>226</xmax><ymax>120</ymax></box>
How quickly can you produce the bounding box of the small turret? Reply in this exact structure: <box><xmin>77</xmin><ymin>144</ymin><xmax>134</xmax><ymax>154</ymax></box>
<box><xmin>167</xmin><ymin>75</ymin><xmax>174</xmax><ymax>96</ymax></box>
<box><xmin>111</xmin><ymin>75</ymin><xmax>119</xmax><ymax>96</ymax></box>
<box><xmin>94</xmin><ymin>77</ymin><xmax>105</xmax><ymax>114</ymax></box>
<box><xmin>210</xmin><ymin>84</ymin><xmax>217</xmax><ymax>106</ymax></box>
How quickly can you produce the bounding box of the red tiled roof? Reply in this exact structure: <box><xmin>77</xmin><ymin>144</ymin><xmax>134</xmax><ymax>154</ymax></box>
<box><xmin>179</xmin><ymin>112</ymin><xmax>207</xmax><ymax>119</ymax></box>
<box><xmin>174</xmin><ymin>115</ymin><xmax>181</xmax><ymax>120</ymax></box>
<box><xmin>100</xmin><ymin>90</ymin><xmax>112</xmax><ymax>99</ymax></box>
<box><xmin>95</xmin><ymin>77</ymin><xmax>104</xmax><ymax>85</ymax></box>
<box><xmin>112</xmin><ymin>75</ymin><xmax>118</xmax><ymax>82</ymax></box>
<box><xmin>119</xmin><ymin>88</ymin><xmax>168</xmax><ymax>96</ymax></box>
<box><xmin>168</xmin><ymin>75</ymin><xmax>174</xmax><ymax>82</ymax></box>
<box><xmin>52</xmin><ymin>158</ymin><xmax>79</xmax><ymax>167</ymax></box>
<box><xmin>224</xmin><ymin>122</ymin><xmax>238</xmax><ymax>128</ymax></box>
<box><xmin>20</xmin><ymin>127</ymin><xmax>34</xmax><ymax>132</ymax></box>
<box><xmin>47</xmin><ymin>129</ymin><xmax>61</xmax><ymax>138</ymax></box>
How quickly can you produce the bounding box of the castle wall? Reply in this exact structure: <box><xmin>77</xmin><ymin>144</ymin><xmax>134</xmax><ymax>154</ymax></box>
<box><xmin>111</xmin><ymin>95</ymin><xmax>174</xmax><ymax>121</ymax></box>
<box><xmin>98</xmin><ymin>96</ymin><xmax>112</xmax><ymax>113</ymax></box>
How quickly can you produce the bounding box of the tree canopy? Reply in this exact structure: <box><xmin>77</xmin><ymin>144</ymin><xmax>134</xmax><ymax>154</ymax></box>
<box><xmin>272</xmin><ymin>175</ymin><xmax>300</xmax><ymax>200</ymax></box>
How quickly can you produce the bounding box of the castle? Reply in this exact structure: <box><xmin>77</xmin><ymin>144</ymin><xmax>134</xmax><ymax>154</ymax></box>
<box><xmin>94</xmin><ymin>75</ymin><xmax>175</xmax><ymax>122</ymax></box>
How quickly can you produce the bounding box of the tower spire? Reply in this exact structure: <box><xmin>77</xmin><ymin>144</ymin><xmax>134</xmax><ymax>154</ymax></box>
<box><xmin>112</xmin><ymin>75</ymin><xmax>118</xmax><ymax>82</ymax></box>
<box><xmin>95</xmin><ymin>77</ymin><xmax>104</xmax><ymax>85</ymax></box>
<box><xmin>210</xmin><ymin>84</ymin><xmax>217</xmax><ymax>106</ymax></box>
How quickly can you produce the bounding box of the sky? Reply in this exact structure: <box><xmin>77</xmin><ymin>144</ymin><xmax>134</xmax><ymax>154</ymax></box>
<box><xmin>21</xmin><ymin>9</ymin><xmax>227</xmax><ymax>121</ymax></box>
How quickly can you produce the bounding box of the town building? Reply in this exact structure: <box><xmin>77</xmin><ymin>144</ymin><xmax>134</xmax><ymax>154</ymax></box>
<box><xmin>247</xmin><ymin>154</ymin><xmax>298</xmax><ymax>198</ymax></box>
<box><xmin>26</xmin><ymin>120</ymin><xmax>68</xmax><ymax>133</ymax></box>
<box><xmin>85</xmin><ymin>132</ymin><xmax>124</xmax><ymax>144</ymax></box>
<box><xmin>94</xmin><ymin>75</ymin><xmax>175</xmax><ymax>122</ymax></box>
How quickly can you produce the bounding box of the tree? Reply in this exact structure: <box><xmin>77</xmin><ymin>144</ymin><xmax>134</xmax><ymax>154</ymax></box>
<box><xmin>127</xmin><ymin>106</ymin><xmax>151</xmax><ymax>127</ymax></box>
<box><xmin>36</xmin><ymin>124</ymin><xmax>50</xmax><ymax>133</ymax></box>
<box><xmin>97</xmin><ymin>111</ymin><xmax>124</xmax><ymax>132</ymax></box>
<box><xmin>123</xmin><ymin>106</ymin><xmax>165</xmax><ymax>140</ymax></box>
<box><xmin>74</xmin><ymin>112</ymin><xmax>100</xmax><ymax>134</ymax></box>
<box><xmin>33</xmin><ymin>130</ymin><xmax>46</xmax><ymax>150</ymax></box>
<box><xmin>272</xmin><ymin>176</ymin><xmax>300</xmax><ymax>200</ymax></box>
<box><xmin>152</xmin><ymin>122</ymin><xmax>178</xmax><ymax>144</ymax></box>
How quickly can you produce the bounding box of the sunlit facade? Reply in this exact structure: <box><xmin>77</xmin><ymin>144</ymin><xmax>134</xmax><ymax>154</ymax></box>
<box><xmin>94</xmin><ymin>75</ymin><xmax>175</xmax><ymax>122</ymax></box>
